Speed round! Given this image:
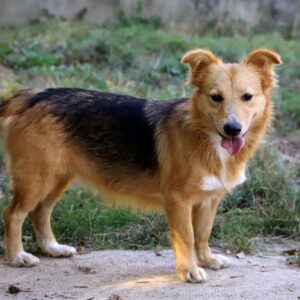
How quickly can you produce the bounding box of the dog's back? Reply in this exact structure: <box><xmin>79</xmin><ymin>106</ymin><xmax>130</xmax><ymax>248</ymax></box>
<box><xmin>0</xmin><ymin>88</ymin><xmax>187</xmax><ymax>207</ymax></box>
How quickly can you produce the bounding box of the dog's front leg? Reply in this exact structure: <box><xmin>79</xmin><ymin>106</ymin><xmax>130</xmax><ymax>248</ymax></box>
<box><xmin>192</xmin><ymin>196</ymin><xmax>230</xmax><ymax>270</ymax></box>
<box><xmin>165</xmin><ymin>198</ymin><xmax>207</xmax><ymax>283</ymax></box>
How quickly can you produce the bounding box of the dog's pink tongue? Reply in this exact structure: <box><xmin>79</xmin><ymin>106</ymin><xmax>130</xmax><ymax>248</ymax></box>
<box><xmin>221</xmin><ymin>137</ymin><xmax>245</xmax><ymax>155</ymax></box>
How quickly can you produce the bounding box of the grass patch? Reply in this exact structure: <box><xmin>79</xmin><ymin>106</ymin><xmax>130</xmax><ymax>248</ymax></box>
<box><xmin>0</xmin><ymin>19</ymin><xmax>300</xmax><ymax>130</ymax></box>
<box><xmin>213</xmin><ymin>144</ymin><xmax>300</xmax><ymax>251</ymax></box>
<box><xmin>0</xmin><ymin>19</ymin><xmax>299</xmax><ymax>253</ymax></box>
<box><xmin>0</xmin><ymin>188</ymin><xmax>170</xmax><ymax>252</ymax></box>
<box><xmin>0</xmin><ymin>146</ymin><xmax>298</xmax><ymax>253</ymax></box>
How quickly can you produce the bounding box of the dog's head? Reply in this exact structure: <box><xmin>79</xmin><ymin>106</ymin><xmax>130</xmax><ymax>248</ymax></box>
<box><xmin>182</xmin><ymin>48</ymin><xmax>281</xmax><ymax>156</ymax></box>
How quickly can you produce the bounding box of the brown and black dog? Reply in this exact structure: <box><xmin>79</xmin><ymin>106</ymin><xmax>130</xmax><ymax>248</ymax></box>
<box><xmin>0</xmin><ymin>48</ymin><xmax>281</xmax><ymax>282</ymax></box>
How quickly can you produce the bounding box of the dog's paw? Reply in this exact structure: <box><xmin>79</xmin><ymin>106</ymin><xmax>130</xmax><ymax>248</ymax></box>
<box><xmin>10</xmin><ymin>251</ymin><xmax>40</xmax><ymax>267</ymax></box>
<box><xmin>42</xmin><ymin>242</ymin><xmax>76</xmax><ymax>257</ymax></box>
<box><xmin>201</xmin><ymin>254</ymin><xmax>230</xmax><ymax>270</ymax></box>
<box><xmin>178</xmin><ymin>266</ymin><xmax>207</xmax><ymax>283</ymax></box>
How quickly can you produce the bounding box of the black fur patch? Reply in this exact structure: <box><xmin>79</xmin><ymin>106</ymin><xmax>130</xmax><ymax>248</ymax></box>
<box><xmin>28</xmin><ymin>88</ymin><xmax>186</xmax><ymax>174</ymax></box>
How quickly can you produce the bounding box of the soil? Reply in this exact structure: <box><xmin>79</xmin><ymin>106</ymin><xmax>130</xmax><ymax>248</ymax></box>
<box><xmin>0</xmin><ymin>249</ymin><xmax>299</xmax><ymax>300</ymax></box>
<box><xmin>277</xmin><ymin>131</ymin><xmax>300</xmax><ymax>164</ymax></box>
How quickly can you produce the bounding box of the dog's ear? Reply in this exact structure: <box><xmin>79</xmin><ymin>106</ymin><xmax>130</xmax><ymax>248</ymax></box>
<box><xmin>244</xmin><ymin>49</ymin><xmax>281</xmax><ymax>69</ymax></box>
<box><xmin>244</xmin><ymin>49</ymin><xmax>281</xmax><ymax>90</ymax></box>
<box><xmin>181</xmin><ymin>49</ymin><xmax>220</xmax><ymax>85</ymax></box>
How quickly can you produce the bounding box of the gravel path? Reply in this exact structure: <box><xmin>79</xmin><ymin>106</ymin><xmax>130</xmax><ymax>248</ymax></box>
<box><xmin>0</xmin><ymin>250</ymin><xmax>299</xmax><ymax>300</ymax></box>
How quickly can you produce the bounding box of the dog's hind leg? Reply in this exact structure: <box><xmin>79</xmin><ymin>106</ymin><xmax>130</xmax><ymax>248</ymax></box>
<box><xmin>28</xmin><ymin>176</ymin><xmax>76</xmax><ymax>257</ymax></box>
<box><xmin>3</xmin><ymin>113</ymin><xmax>73</xmax><ymax>266</ymax></box>
<box><xmin>3</xmin><ymin>187</ymin><xmax>46</xmax><ymax>267</ymax></box>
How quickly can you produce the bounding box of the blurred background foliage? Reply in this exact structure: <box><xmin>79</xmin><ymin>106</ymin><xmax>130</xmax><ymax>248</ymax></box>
<box><xmin>0</xmin><ymin>8</ymin><xmax>299</xmax><ymax>253</ymax></box>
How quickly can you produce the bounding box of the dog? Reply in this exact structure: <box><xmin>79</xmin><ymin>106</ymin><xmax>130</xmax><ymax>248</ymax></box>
<box><xmin>0</xmin><ymin>48</ymin><xmax>281</xmax><ymax>283</ymax></box>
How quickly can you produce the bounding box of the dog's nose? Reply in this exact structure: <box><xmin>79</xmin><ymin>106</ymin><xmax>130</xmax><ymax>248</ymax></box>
<box><xmin>223</xmin><ymin>121</ymin><xmax>242</xmax><ymax>136</ymax></box>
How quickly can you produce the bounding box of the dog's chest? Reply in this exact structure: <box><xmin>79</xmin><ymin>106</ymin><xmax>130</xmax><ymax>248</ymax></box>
<box><xmin>199</xmin><ymin>170</ymin><xmax>247</xmax><ymax>192</ymax></box>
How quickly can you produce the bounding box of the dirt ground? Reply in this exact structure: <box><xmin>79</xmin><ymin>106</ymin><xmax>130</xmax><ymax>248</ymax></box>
<box><xmin>0</xmin><ymin>249</ymin><xmax>299</xmax><ymax>300</ymax></box>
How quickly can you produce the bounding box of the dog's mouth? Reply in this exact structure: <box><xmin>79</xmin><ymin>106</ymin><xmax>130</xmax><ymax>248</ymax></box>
<box><xmin>209</xmin><ymin>113</ymin><xmax>251</xmax><ymax>156</ymax></box>
<box><xmin>217</xmin><ymin>131</ymin><xmax>247</xmax><ymax>156</ymax></box>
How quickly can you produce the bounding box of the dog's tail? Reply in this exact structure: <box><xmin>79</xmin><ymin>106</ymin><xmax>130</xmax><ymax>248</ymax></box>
<box><xmin>0</xmin><ymin>89</ymin><xmax>42</xmax><ymax>132</ymax></box>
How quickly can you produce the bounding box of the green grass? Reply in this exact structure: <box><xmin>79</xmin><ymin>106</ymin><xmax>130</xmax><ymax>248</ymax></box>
<box><xmin>0</xmin><ymin>18</ymin><xmax>300</xmax><ymax>130</ymax></box>
<box><xmin>0</xmin><ymin>144</ymin><xmax>298</xmax><ymax>253</ymax></box>
<box><xmin>213</xmin><ymin>145</ymin><xmax>300</xmax><ymax>251</ymax></box>
<box><xmin>0</xmin><ymin>188</ymin><xmax>169</xmax><ymax>252</ymax></box>
<box><xmin>0</xmin><ymin>18</ymin><xmax>299</xmax><ymax>253</ymax></box>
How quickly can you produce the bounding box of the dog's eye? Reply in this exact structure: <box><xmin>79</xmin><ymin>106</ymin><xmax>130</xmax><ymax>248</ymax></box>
<box><xmin>210</xmin><ymin>94</ymin><xmax>224</xmax><ymax>102</ymax></box>
<box><xmin>241</xmin><ymin>93</ymin><xmax>253</xmax><ymax>101</ymax></box>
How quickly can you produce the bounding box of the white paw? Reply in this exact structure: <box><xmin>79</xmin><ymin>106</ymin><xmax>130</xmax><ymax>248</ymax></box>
<box><xmin>10</xmin><ymin>251</ymin><xmax>40</xmax><ymax>267</ymax></box>
<box><xmin>207</xmin><ymin>254</ymin><xmax>230</xmax><ymax>270</ymax></box>
<box><xmin>179</xmin><ymin>266</ymin><xmax>207</xmax><ymax>283</ymax></box>
<box><xmin>42</xmin><ymin>241</ymin><xmax>76</xmax><ymax>257</ymax></box>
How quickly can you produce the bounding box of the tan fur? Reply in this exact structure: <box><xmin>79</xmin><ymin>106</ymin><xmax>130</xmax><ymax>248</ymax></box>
<box><xmin>1</xmin><ymin>49</ymin><xmax>281</xmax><ymax>282</ymax></box>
